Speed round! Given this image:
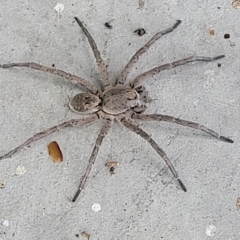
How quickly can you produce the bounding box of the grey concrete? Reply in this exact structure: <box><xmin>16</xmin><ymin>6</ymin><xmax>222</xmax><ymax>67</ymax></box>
<box><xmin>0</xmin><ymin>1</ymin><xmax>239</xmax><ymax>239</ymax></box>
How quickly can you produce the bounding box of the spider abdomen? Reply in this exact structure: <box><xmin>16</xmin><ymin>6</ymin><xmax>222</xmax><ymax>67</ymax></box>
<box><xmin>69</xmin><ymin>92</ymin><xmax>101</xmax><ymax>114</ymax></box>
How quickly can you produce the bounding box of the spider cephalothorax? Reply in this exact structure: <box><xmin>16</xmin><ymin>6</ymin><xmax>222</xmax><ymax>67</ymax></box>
<box><xmin>0</xmin><ymin>17</ymin><xmax>233</xmax><ymax>202</ymax></box>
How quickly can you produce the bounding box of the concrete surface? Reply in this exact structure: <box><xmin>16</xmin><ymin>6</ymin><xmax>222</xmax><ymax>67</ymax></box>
<box><xmin>0</xmin><ymin>1</ymin><xmax>239</xmax><ymax>240</ymax></box>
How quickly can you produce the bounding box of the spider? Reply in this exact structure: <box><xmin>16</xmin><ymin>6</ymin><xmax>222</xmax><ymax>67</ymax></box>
<box><xmin>0</xmin><ymin>17</ymin><xmax>233</xmax><ymax>202</ymax></box>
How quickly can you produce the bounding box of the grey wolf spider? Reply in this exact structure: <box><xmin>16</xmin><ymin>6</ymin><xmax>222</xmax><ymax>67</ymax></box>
<box><xmin>0</xmin><ymin>17</ymin><xmax>233</xmax><ymax>202</ymax></box>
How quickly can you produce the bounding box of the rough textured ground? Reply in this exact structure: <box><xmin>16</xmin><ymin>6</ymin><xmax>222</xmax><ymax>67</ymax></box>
<box><xmin>0</xmin><ymin>1</ymin><xmax>239</xmax><ymax>239</ymax></box>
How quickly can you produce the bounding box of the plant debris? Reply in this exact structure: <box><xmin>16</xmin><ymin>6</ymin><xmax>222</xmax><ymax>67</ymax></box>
<box><xmin>104</xmin><ymin>20</ymin><xmax>114</xmax><ymax>29</ymax></box>
<box><xmin>82</xmin><ymin>231</ymin><xmax>90</xmax><ymax>239</ymax></box>
<box><xmin>232</xmin><ymin>0</ymin><xmax>240</xmax><ymax>9</ymax></box>
<box><xmin>134</xmin><ymin>28</ymin><xmax>146</xmax><ymax>36</ymax></box>
<box><xmin>105</xmin><ymin>161</ymin><xmax>119</xmax><ymax>174</ymax></box>
<box><xmin>0</xmin><ymin>181</ymin><xmax>4</xmax><ymax>188</ymax></box>
<box><xmin>236</xmin><ymin>197</ymin><xmax>240</xmax><ymax>210</ymax></box>
<box><xmin>48</xmin><ymin>141</ymin><xmax>63</xmax><ymax>163</ymax></box>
